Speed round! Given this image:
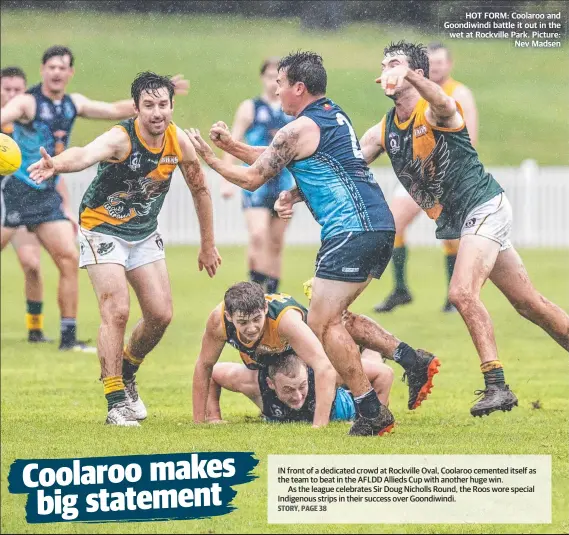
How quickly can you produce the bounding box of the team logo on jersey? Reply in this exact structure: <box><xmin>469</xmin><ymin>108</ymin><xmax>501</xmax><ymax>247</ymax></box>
<box><xmin>103</xmin><ymin>177</ymin><xmax>170</xmax><ymax>219</ymax></box>
<box><xmin>464</xmin><ymin>217</ymin><xmax>477</xmax><ymax>229</ymax></box>
<box><xmin>155</xmin><ymin>234</ymin><xmax>164</xmax><ymax>250</ymax></box>
<box><xmin>271</xmin><ymin>405</ymin><xmax>284</xmax><ymax>418</ymax></box>
<box><xmin>414</xmin><ymin>125</ymin><xmax>428</xmax><ymax>138</ymax></box>
<box><xmin>399</xmin><ymin>135</ymin><xmax>450</xmax><ymax>220</ymax></box>
<box><xmin>388</xmin><ymin>132</ymin><xmax>401</xmax><ymax>154</ymax></box>
<box><xmin>54</xmin><ymin>130</ymin><xmax>67</xmax><ymax>155</ymax></box>
<box><xmin>159</xmin><ymin>155</ymin><xmax>179</xmax><ymax>165</ymax></box>
<box><xmin>128</xmin><ymin>152</ymin><xmax>142</xmax><ymax>172</ymax></box>
<box><xmin>39</xmin><ymin>102</ymin><xmax>53</xmax><ymax>121</ymax></box>
<box><xmin>323</xmin><ymin>103</ymin><xmax>332</xmax><ymax>110</ymax></box>
<box><xmin>97</xmin><ymin>242</ymin><xmax>115</xmax><ymax>256</ymax></box>
<box><xmin>257</xmin><ymin>107</ymin><xmax>270</xmax><ymax>123</ymax></box>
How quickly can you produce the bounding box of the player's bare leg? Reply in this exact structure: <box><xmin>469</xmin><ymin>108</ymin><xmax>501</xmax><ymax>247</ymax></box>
<box><xmin>360</xmin><ymin>349</ymin><xmax>395</xmax><ymax>406</ymax></box>
<box><xmin>441</xmin><ymin>239</ymin><xmax>460</xmax><ymax>313</ymax></box>
<box><xmin>342</xmin><ymin>310</ymin><xmax>440</xmax><ymax>409</ymax></box>
<box><xmin>244</xmin><ymin>208</ymin><xmax>272</xmax><ymax>290</ymax></box>
<box><xmin>11</xmin><ymin>228</ymin><xmax>52</xmax><ymax>343</ymax></box>
<box><xmin>374</xmin><ymin>195</ymin><xmax>421</xmax><ymax>313</ymax></box>
<box><xmin>122</xmin><ymin>259</ymin><xmax>173</xmax><ymax>420</ymax></box>
<box><xmin>87</xmin><ymin>263</ymin><xmax>138</xmax><ymax>426</ymax></box>
<box><xmin>448</xmin><ymin>234</ymin><xmax>518</xmax><ymax>417</ymax></box>
<box><xmin>490</xmin><ymin>247</ymin><xmax>569</xmax><ymax>351</ymax></box>
<box><xmin>265</xmin><ymin>214</ymin><xmax>288</xmax><ymax>292</ymax></box>
<box><xmin>35</xmin><ymin>220</ymin><xmax>93</xmax><ymax>351</ymax></box>
<box><xmin>0</xmin><ymin>225</ymin><xmax>16</xmax><ymax>250</ymax></box>
<box><xmin>309</xmin><ymin>277</ymin><xmax>394</xmax><ymax>436</ymax></box>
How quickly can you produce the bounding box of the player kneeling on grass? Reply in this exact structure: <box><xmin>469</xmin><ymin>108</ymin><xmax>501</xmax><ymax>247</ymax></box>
<box><xmin>193</xmin><ymin>281</ymin><xmax>338</xmax><ymax>428</ymax></box>
<box><xmin>206</xmin><ymin>352</ymin><xmax>393</xmax><ymax>425</ymax></box>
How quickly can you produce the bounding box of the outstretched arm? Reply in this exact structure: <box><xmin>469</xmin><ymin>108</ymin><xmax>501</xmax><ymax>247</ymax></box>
<box><xmin>0</xmin><ymin>94</ymin><xmax>34</xmax><ymax>126</ymax></box>
<box><xmin>27</xmin><ymin>126</ymin><xmax>130</xmax><ymax>183</ymax></box>
<box><xmin>187</xmin><ymin>122</ymin><xmax>300</xmax><ymax>191</ymax></box>
<box><xmin>210</xmin><ymin>121</ymin><xmax>266</xmax><ymax>166</ymax></box>
<box><xmin>278</xmin><ymin>309</ymin><xmax>337</xmax><ymax>428</ymax></box>
<box><xmin>177</xmin><ymin>128</ymin><xmax>221</xmax><ymax>278</ymax></box>
<box><xmin>193</xmin><ymin>307</ymin><xmax>227</xmax><ymax>423</ymax></box>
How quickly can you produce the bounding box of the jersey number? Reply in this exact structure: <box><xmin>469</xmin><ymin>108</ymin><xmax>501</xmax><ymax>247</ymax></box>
<box><xmin>336</xmin><ymin>113</ymin><xmax>364</xmax><ymax>159</ymax></box>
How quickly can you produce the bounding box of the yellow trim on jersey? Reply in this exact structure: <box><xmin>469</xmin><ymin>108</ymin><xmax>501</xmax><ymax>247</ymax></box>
<box><xmin>219</xmin><ymin>302</ymin><xmax>228</xmax><ymax>340</ymax></box>
<box><xmin>441</xmin><ymin>77</ymin><xmax>463</xmax><ymax>97</ymax></box>
<box><xmin>380</xmin><ymin>116</ymin><xmax>387</xmax><ymax>152</ymax></box>
<box><xmin>105</xmin><ymin>125</ymin><xmax>132</xmax><ymax>164</ymax></box>
<box><xmin>80</xmin><ymin>205</ymin><xmax>136</xmax><ymax>230</ymax></box>
<box><xmin>274</xmin><ymin>306</ymin><xmax>304</xmax><ymax>336</ymax></box>
<box><xmin>134</xmin><ymin>118</ymin><xmax>165</xmax><ymax>154</ymax></box>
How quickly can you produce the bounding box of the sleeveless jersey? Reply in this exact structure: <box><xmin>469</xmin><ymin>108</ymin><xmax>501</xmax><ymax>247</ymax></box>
<box><xmin>12</xmin><ymin>84</ymin><xmax>77</xmax><ymax>190</ymax></box>
<box><xmin>244</xmin><ymin>97</ymin><xmax>293</xmax><ymax>146</ymax></box>
<box><xmin>259</xmin><ymin>366</ymin><xmax>317</xmax><ymax>422</ymax></box>
<box><xmin>79</xmin><ymin>118</ymin><xmax>182</xmax><ymax>241</ymax></box>
<box><xmin>222</xmin><ymin>293</ymin><xmax>307</xmax><ymax>370</ymax></box>
<box><xmin>382</xmin><ymin>99</ymin><xmax>502</xmax><ymax>239</ymax></box>
<box><xmin>441</xmin><ymin>77</ymin><xmax>463</xmax><ymax>97</ymax></box>
<box><xmin>288</xmin><ymin>97</ymin><xmax>394</xmax><ymax>241</ymax></box>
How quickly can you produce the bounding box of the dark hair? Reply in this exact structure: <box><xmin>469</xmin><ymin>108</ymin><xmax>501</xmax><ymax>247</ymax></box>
<box><xmin>131</xmin><ymin>71</ymin><xmax>175</xmax><ymax>107</ymax></box>
<box><xmin>267</xmin><ymin>354</ymin><xmax>305</xmax><ymax>381</ymax></box>
<box><xmin>260</xmin><ymin>57</ymin><xmax>280</xmax><ymax>76</ymax></box>
<box><xmin>0</xmin><ymin>66</ymin><xmax>26</xmax><ymax>82</ymax></box>
<box><xmin>278</xmin><ymin>51</ymin><xmax>327</xmax><ymax>96</ymax></box>
<box><xmin>224</xmin><ymin>281</ymin><xmax>266</xmax><ymax>316</ymax></box>
<box><xmin>42</xmin><ymin>45</ymin><xmax>74</xmax><ymax>67</ymax></box>
<box><xmin>383</xmin><ymin>40</ymin><xmax>429</xmax><ymax>79</ymax></box>
<box><xmin>427</xmin><ymin>41</ymin><xmax>452</xmax><ymax>60</ymax></box>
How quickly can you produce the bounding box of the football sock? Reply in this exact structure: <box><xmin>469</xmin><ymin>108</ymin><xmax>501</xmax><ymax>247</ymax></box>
<box><xmin>353</xmin><ymin>389</ymin><xmax>381</xmax><ymax>419</ymax></box>
<box><xmin>26</xmin><ymin>300</ymin><xmax>44</xmax><ymax>334</ymax></box>
<box><xmin>60</xmin><ymin>317</ymin><xmax>77</xmax><ymax>346</ymax></box>
<box><xmin>249</xmin><ymin>270</ymin><xmax>268</xmax><ymax>288</ymax></box>
<box><xmin>393</xmin><ymin>342</ymin><xmax>417</xmax><ymax>371</ymax></box>
<box><xmin>122</xmin><ymin>346</ymin><xmax>145</xmax><ymax>381</ymax></box>
<box><xmin>392</xmin><ymin>237</ymin><xmax>408</xmax><ymax>292</ymax></box>
<box><xmin>481</xmin><ymin>360</ymin><xmax>505</xmax><ymax>387</ymax></box>
<box><xmin>103</xmin><ymin>376</ymin><xmax>126</xmax><ymax>410</ymax></box>
<box><xmin>265</xmin><ymin>276</ymin><xmax>280</xmax><ymax>294</ymax></box>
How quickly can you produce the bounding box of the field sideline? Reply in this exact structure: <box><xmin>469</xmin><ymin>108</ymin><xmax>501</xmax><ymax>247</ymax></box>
<box><xmin>1</xmin><ymin>245</ymin><xmax>568</xmax><ymax>534</ymax></box>
<box><xmin>1</xmin><ymin>10</ymin><xmax>568</xmax><ymax>166</ymax></box>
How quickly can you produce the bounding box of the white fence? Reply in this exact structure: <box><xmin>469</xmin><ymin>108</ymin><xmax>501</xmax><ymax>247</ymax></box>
<box><xmin>63</xmin><ymin>162</ymin><xmax>569</xmax><ymax>247</ymax></box>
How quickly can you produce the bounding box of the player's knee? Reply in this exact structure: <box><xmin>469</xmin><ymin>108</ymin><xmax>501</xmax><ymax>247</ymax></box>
<box><xmin>511</xmin><ymin>293</ymin><xmax>547</xmax><ymax>321</ymax></box>
<box><xmin>55</xmin><ymin>247</ymin><xmax>79</xmax><ymax>274</ymax></box>
<box><xmin>148</xmin><ymin>305</ymin><xmax>173</xmax><ymax>331</ymax></box>
<box><xmin>100</xmin><ymin>298</ymin><xmax>129</xmax><ymax>328</ymax></box>
<box><xmin>448</xmin><ymin>284</ymin><xmax>476</xmax><ymax>310</ymax></box>
<box><xmin>21</xmin><ymin>258</ymin><xmax>42</xmax><ymax>282</ymax></box>
<box><xmin>249</xmin><ymin>230</ymin><xmax>265</xmax><ymax>253</ymax></box>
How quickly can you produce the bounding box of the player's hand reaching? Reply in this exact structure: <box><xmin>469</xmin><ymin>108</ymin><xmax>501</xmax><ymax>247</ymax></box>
<box><xmin>185</xmin><ymin>128</ymin><xmax>217</xmax><ymax>165</ymax></box>
<box><xmin>170</xmin><ymin>74</ymin><xmax>190</xmax><ymax>96</ymax></box>
<box><xmin>209</xmin><ymin>121</ymin><xmax>234</xmax><ymax>151</ymax></box>
<box><xmin>274</xmin><ymin>190</ymin><xmax>294</xmax><ymax>220</ymax></box>
<box><xmin>27</xmin><ymin>147</ymin><xmax>56</xmax><ymax>184</ymax></box>
<box><xmin>198</xmin><ymin>245</ymin><xmax>222</xmax><ymax>278</ymax></box>
<box><xmin>375</xmin><ymin>65</ymin><xmax>409</xmax><ymax>96</ymax></box>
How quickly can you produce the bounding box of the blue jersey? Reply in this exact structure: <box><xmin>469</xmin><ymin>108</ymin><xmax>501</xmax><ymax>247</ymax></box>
<box><xmin>244</xmin><ymin>97</ymin><xmax>293</xmax><ymax>146</ymax></box>
<box><xmin>288</xmin><ymin>98</ymin><xmax>394</xmax><ymax>240</ymax></box>
<box><xmin>12</xmin><ymin>84</ymin><xmax>77</xmax><ymax>190</ymax></box>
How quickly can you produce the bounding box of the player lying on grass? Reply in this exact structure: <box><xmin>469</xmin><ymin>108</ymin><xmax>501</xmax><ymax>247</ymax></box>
<box><xmin>193</xmin><ymin>281</ymin><xmax>337</xmax><ymax>428</ymax></box>
<box><xmin>206</xmin><ymin>352</ymin><xmax>393</xmax><ymax>424</ymax></box>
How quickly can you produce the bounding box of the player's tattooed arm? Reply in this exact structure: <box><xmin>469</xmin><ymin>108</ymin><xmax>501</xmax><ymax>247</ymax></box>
<box><xmin>186</xmin><ymin>123</ymin><xmax>299</xmax><ymax>191</ymax></box>
<box><xmin>193</xmin><ymin>306</ymin><xmax>227</xmax><ymax>424</ymax></box>
<box><xmin>178</xmin><ymin>128</ymin><xmax>221</xmax><ymax>278</ymax></box>
<box><xmin>360</xmin><ymin>119</ymin><xmax>385</xmax><ymax>164</ymax></box>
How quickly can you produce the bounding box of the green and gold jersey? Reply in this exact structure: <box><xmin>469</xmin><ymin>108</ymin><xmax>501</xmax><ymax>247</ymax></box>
<box><xmin>79</xmin><ymin>118</ymin><xmax>182</xmax><ymax>241</ymax></box>
<box><xmin>221</xmin><ymin>293</ymin><xmax>307</xmax><ymax>370</ymax></box>
<box><xmin>382</xmin><ymin>99</ymin><xmax>502</xmax><ymax>239</ymax></box>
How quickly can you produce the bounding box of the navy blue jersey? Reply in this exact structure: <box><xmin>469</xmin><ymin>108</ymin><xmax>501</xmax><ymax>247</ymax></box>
<box><xmin>288</xmin><ymin>98</ymin><xmax>394</xmax><ymax>240</ymax></box>
<box><xmin>12</xmin><ymin>84</ymin><xmax>77</xmax><ymax>190</ymax></box>
<box><xmin>244</xmin><ymin>97</ymin><xmax>293</xmax><ymax>146</ymax></box>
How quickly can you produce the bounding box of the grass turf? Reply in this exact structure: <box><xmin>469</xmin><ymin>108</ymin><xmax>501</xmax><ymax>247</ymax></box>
<box><xmin>1</xmin><ymin>10</ymin><xmax>568</xmax><ymax>166</ymax></box>
<box><xmin>1</xmin><ymin>245</ymin><xmax>568</xmax><ymax>533</ymax></box>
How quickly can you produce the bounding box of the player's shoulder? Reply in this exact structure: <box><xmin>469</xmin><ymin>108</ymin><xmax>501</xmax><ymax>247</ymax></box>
<box><xmin>266</xmin><ymin>294</ymin><xmax>307</xmax><ymax>320</ymax></box>
<box><xmin>207</xmin><ymin>303</ymin><xmax>227</xmax><ymax>340</ymax></box>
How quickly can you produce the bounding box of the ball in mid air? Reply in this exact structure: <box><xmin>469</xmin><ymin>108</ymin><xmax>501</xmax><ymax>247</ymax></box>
<box><xmin>0</xmin><ymin>133</ymin><xmax>22</xmax><ymax>175</ymax></box>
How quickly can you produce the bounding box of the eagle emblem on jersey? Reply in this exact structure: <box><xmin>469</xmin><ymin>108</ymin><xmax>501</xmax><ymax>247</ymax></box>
<box><xmin>104</xmin><ymin>177</ymin><xmax>169</xmax><ymax>219</ymax></box>
<box><xmin>399</xmin><ymin>134</ymin><xmax>450</xmax><ymax>220</ymax></box>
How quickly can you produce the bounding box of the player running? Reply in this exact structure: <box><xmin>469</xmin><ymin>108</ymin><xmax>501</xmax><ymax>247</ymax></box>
<box><xmin>206</xmin><ymin>352</ymin><xmax>393</xmax><ymax>425</ymax></box>
<box><xmin>1</xmin><ymin>46</ymin><xmax>189</xmax><ymax>352</ymax></box>
<box><xmin>361</xmin><ymin>40</ymin><xmax>569</xmax><ymax>417</ymax></box>
<box><xmin>221</xmin><ymin>58</ymin><xmax>294</xmax><ymax>293</ymax></box>
<box><xmin>28</xmin><ymin>72</ymin><xmax>221</xmax><ymax>427</ymax></box>
<box><xmin>187</xmin><ymin>51</ymin><xmax>439</xmax><ymax>436</ymax></box>
<box><xmin>375</xmin><ymin>42</ymin><xmax>479</xmax><ymax>314</ymax></box>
